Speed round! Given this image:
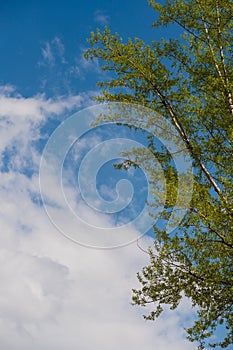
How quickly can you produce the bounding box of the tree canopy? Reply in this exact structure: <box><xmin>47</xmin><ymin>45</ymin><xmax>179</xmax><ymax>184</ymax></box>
<box><xmin>84</xmin><ymin>0</ymin><xmax>233</xmax><ymax>348</ymax></box>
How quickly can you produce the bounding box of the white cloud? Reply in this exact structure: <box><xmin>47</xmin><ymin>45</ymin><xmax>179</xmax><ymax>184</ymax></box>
<box><xmin>41</xmin><ymin>42</ymin><xmax>54</xmax><ymax>65</ymax></box>
<box><xmin>38</xmin><ymin>39</ymin><xmax>105</xmax><ymax>93</ymax></box>
<box><xmin>52</xmin><ymin>36</ymin><xmax>65</xmax><ymax>62</ymax></box>
<box><xmin>0</xmin><ymin>84</ymin><xmax>16</xmax><ymax>96</ymax></box>
<box><xmin>0</xmin><ymin>85</ymin><xmax>196</xmax><ymax>350</ymax></box>
<box><xmin>0</xmin><ymin>87</ymin><xmax>84</xmax><ymax>172</ymax></box>
<box><xmin>70</xmin><ymin>54</ymin><xmax>103</xmax><ymax>79</ymax></box>
<box><xmin>94</xmin><ymin>10</ymin><xmax>110</xmax><ymax>25</ymax></box>
<box><xmin>39</xmin><ymin>36</ymin><xmax>66</xmax><ymax>67</ymax></box>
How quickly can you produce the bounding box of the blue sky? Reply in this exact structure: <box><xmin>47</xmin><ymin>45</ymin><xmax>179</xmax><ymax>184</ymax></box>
<box><xmin>0</xmin><ymin>1</ymin><xmax>219</xmax><ymax>350</ymax></box>
<box><xmin>0</xmin><ymin>0</ymin><xmax>159</xmax><ymax>96</ymax></box>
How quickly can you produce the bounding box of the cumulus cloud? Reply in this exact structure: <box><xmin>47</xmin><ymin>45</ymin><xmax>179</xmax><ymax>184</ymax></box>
<box><xmin>0</xmin><ymin>86</ymin><xmax>84</xmax><ymax>172</ymax></box>
<box><xmin>0</xmin><ymin>85</ymin><xmax>196</xmax><ymax>350</ymax></box>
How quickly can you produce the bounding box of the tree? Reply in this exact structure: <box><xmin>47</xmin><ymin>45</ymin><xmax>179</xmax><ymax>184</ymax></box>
<box><xmin>84</xmin><ymin>0</ymin><xmax>233</xmax><ymax>348</ymax></box>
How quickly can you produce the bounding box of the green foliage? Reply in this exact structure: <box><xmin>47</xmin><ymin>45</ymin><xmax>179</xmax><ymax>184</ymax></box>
<box><xmin>85</xmin><ymin>1</ymin><xmax>233</xmax><ymax>348</ymax></box>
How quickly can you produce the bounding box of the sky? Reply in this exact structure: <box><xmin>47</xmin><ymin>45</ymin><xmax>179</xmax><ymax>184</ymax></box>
<box><xmin>0</xmin><ymin>1</ymin><xmax>207</xmax><ymax>349</ymax></box>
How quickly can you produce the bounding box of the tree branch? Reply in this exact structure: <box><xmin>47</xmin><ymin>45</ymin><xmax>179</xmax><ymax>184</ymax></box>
<box><xmin>196</xmin><ymin>0</ymin><xmax>233</xmax><ymax>119</ymax></box>
<box><xmin>190</xmin><ymin>207</ymin><xmax>233</xmax><ymax>248</ymax></box>
<box><xmin>113</xmin><ymin>45</ymin><xmax>230</xmax><ymax>206</ymax></box>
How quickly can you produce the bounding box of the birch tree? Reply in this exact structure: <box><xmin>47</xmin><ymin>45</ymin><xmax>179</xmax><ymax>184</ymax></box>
<box><xmin>84</xmin><ymin>1</ymin><xmax>233</xmax><ymax>348</ymax></box>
